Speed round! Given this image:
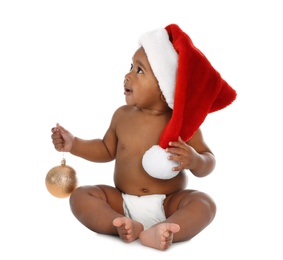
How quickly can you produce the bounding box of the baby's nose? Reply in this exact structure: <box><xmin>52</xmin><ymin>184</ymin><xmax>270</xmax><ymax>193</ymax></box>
<box><xmin>124</xmin><ymin>73</ymin><xmax>130</xmax><ymax>83</ymax></box>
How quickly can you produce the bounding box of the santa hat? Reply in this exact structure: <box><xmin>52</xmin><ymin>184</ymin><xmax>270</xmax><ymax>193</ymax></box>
<box><xmin>139</xmin><ymin>24</ymin><xmax>237</xmax><ymax>179</ymax></box>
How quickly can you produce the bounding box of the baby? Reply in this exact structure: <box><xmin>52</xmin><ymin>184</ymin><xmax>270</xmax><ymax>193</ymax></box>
<box><xmin>51</xmin><ymin>24</ymin><xmax>236</xmax><ymax>250</ymax></box>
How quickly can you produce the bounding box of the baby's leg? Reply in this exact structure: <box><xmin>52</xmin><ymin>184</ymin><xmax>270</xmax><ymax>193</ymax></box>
<box><xmin>70</xmin><ymin>184</ymin><xmax>125</xmax><ymax>236</ymax></box>
<box><xmin>163</xmin><ymin>189</ymin><xmax>216</xmax><ymax>242</ymax></box>
<box><xmin>139</xmin><ymin>223</ymin><xmax>180</xmax><ymax>250</ymax></box>
<box><xmin>113</xmin><ymin>217</ymin><xmax>144</xmax><ymax>243</ymax></box>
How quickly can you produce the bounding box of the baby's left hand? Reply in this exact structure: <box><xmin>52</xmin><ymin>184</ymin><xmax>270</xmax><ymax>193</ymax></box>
<box><xmin>166</xmin><ymin>136</ymin><xmax>198</xmax><ymax>171</ymax></box>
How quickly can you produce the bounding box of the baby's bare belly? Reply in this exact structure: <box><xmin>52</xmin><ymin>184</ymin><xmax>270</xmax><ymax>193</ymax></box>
<box><xmin>114</xmin><ymin>164</ymin><xmax>188</xmax><ymax>196</ymax></box>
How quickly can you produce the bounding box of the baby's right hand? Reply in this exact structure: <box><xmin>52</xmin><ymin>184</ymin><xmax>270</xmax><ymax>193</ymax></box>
<box><xmin>51</xmin><ymin>123</ymin><xmax>74</xmax><ymax>152</ymax></box>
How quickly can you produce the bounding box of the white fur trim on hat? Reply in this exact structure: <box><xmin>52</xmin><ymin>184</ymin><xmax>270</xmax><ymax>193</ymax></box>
<box><xmin>138</xmin><ymin>28</ymin><xmax>178</xmax><ymax>109</ymax></box>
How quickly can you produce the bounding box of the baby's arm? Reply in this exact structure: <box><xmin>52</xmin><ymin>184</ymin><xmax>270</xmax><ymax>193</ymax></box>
<box><xmin>166</xmin><ymin>129</ymin><xmax>216</xmax><ymax>177</ymax></box>
<box><xmin>70</xmin><ymin>126</ymin><xmax>117</xmax><ymax>162</ymax></box>
<box><xmin>51</xmin><ymin>117</ymin><xmax>117</xmax><ymax>163</ymax></box>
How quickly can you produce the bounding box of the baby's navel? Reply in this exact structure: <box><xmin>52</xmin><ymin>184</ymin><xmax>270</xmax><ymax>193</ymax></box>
<box><xmin>142</xmin><ymin>188</ymin><xmax>149</xmax><ymax>193</ymax></box>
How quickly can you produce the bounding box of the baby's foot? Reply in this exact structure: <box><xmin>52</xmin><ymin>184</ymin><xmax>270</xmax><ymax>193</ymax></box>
<box><xmin>139</xmin><ymin>223</ymin><xmax>180</xmax><ymax>250</ymax></box>
<box><xmin>113</xmin><ymin>217</ymin><xmax>144</xmax><ymax>243</ymax></box>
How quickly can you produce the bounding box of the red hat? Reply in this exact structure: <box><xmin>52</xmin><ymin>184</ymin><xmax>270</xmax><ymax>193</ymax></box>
<box><xmin>139</xmin><ymin>24</ymin><xmax>237</xmax><ymax>179</ymax></box>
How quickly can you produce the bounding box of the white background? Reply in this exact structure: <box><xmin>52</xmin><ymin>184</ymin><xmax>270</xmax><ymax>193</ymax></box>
<box><xmin>1</xmin><ymin>0</ymin><xmax>282</xmax><ymax>259</ymax></box>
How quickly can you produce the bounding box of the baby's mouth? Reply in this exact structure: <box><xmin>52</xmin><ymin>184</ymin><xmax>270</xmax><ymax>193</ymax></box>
<box><xmin>124</xmin><ymin>87</ymin><xmax>132</xmax><ymax>93</ymax></box>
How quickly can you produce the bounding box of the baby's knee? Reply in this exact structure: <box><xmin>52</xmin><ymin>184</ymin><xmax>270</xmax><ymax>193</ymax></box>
<box><xmin>196</xmin><ymin>191</ymin><xmax>217</xmax><ymax>222</ymax></box>
<box><xmin>71</xmin><ymin>185</ymin><xmax>103</xmax><ymax>199</ymax></box>
<box><xmin>70</xmin><ymin>185</ymin><xmax>102</xmax><ymax>208</ymax></box>
<box><xmin>70</xmin><ymin>185</ymin><xmax>83</xmax><ymax>199</ymax></box>
<box><xmin>69</xmin><ymin>186</ymin><xmax>84</xmax><ymax>209</ymax></box>
<box><xmin>185</xmin><ymin>191</ymin><xmax>217</xmax><ymax>222</ymax></box>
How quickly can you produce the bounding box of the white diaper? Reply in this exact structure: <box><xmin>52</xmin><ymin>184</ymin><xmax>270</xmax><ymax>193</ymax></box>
<box><xmin>122</xmin><ymin>193</ymin><xmax>166</xmax><ymax>230</ymax></box>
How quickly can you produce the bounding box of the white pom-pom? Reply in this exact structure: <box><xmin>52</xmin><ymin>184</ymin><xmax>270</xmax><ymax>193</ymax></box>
<box><xmin>142</xmin><ymin>145</ymin><xmax>180</xmax><ymax>179</ymax></box>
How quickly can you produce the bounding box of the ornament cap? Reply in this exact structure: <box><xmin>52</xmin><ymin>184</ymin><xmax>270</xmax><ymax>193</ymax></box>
<box><xmin>61</xmin><ymin>158</ymin><xmax>66</xmax><ymax>166</ymax></box>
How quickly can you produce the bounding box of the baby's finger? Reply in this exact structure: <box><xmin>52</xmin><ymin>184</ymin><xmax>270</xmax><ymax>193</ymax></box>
<box><xmin>172</xmin><ymin>165</ymin><xmax>183</xmax><ymax>171</ymax></box>
<box><xmin>168</xmin><ymin>155</ymin><xmax>187</xmax><ymax>171</ymax></box>
<box><xmin>53</xmin><ymin>141</ymin><xmax>64</xmax><ymax>152</ymax></box>
<box><xmin>166</xmin><ymin>147</ymin><xmax>184</xmax><ymax>156</ymax></box>
<box><xmin>169</xmin><ymin>137</ymin><xmax>186</xmax><ymax>148</ymax></box>
<box><xmin>51</xmin><ymin>126</ymin><xmax>60</xmax><ymax>134</ymax></box>
<box><xmin>170</xmin><ymin>158</ymin><xmax>184</xmax><ymax>171</ymax></box>
<box><xmin>168</xmin><ymin>153</ymin><xmax>179</xmax><ymax>161</ymax></box>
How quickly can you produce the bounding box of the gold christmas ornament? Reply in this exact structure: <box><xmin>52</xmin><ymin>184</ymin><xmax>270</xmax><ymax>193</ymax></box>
<box><xmin>46</xmin><ymin>158</ymin><xmax>78</xmax><ymax>198</ymax></box>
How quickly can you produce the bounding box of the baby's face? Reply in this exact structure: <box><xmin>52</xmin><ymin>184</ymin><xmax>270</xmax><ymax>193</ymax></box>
<box><xmin>123</xmin><ymin>47</ymin><xmax>167</xmax><ymax>111</ymax></box>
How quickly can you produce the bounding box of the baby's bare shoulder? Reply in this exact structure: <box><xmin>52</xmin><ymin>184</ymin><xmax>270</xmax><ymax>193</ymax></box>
<box><xmin>115</xmin><ymin>105</ymin><xmax>133</xmax><ymax>112</ymax></box>
<box><xmin>113</xmin><ymin>105</ymin><xmax>138</xmax><ymax>117</ymax></box>
<box><xmin>110</xmin><ymin>105</ymin><xmax>135</xmax><ymax>124</ymax></box>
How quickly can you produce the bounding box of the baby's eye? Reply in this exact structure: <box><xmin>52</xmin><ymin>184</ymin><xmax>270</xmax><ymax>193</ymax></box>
<box><xmin>129</xmin><ymin>64</ymin><xmax>133</xmax><ymax>71</ymax></box>
<box><xmin>137</xmin><ymin>67</ymin><xmax>143</xmax><ymax>74</ymax></box>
